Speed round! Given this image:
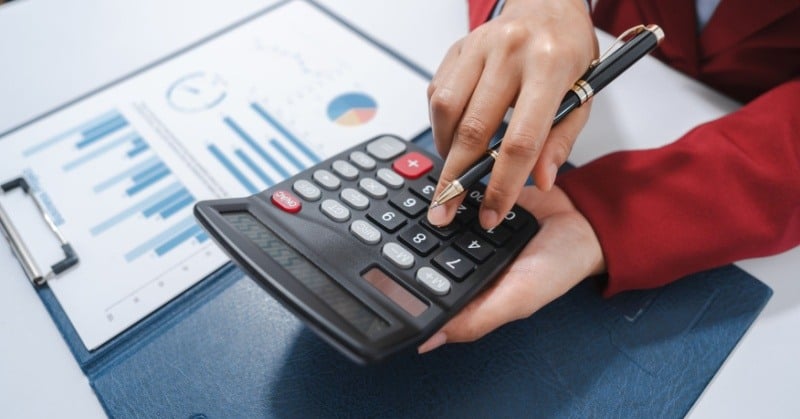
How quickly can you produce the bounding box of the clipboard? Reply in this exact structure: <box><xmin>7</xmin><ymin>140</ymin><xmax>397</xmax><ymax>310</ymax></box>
<box><xmin>0</xmin><ymin>1</ymin><xmax>772</xmax><ymax>417</ymax></box>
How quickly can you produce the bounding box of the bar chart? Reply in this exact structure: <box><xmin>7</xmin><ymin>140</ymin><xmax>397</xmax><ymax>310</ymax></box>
<box><xmin>30</xmin><ymin>109</ymin><xmax>206</xmax><ymax>265</ymax></box>
<box><xmin>207</xmin><ymin>102</ymin><xmax>322</xmax><ymax>195</ymax></box>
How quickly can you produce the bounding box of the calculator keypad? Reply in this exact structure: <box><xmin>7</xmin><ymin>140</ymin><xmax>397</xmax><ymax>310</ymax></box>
<box><xmin>269</xmin><ymin>135</ymin><xmax>537</xmax><ymax>316</ymax></box>
<box><xmin>321</xmin><ymin>199</ymin><xmax>350</xmax><ymax>222</ymax></box>
<box><xmin>313</xmin><ymin>169</ymin><xmax>341</xmax><ymax>190</ymax></box>
<box><xmin>382</xmin><ymin>242</ymin><xmax>415</xmax><ymax>269</ymax></box>
<box><xmin>376</xmin><ymin>168</ymin><xmax>404</xmax><ymax>189</ymax></box>
<box><xmin>350</xmin><ymin>220</ymin><xmax>382</xmax><ymax>245</ymax></box>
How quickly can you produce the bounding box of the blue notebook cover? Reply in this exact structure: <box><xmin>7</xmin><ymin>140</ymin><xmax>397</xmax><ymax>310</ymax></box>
<box><xmin>9</xmin><ymin>1</ymin><xmax>771</xmax><ymax>417</ymax></box>
<box><xmin>87</xmin><ymin>262</ymin><xmax>770</xmax><ymax>418</ymax></box>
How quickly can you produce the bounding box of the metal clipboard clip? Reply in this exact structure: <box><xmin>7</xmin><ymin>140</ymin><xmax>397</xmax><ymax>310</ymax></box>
<box><xmin>0</xmin><ymin>177</ymin><xmax>79</xmax><ymax>286</ymax></box>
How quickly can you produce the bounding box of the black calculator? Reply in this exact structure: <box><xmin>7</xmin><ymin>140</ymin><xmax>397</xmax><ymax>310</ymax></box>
<box><xmin>194</xmin><ymin>134</ymin><xmax>539</xmax><ymax>363</ymax></box>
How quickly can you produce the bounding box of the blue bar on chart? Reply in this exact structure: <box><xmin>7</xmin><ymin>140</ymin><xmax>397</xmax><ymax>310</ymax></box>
<box><xmin>154</xmin><ymin>224</ymin><xmax>203</xmax><ymax>257</ymax></box>
<box><xmin>126</xmin><ymin>162</ymin><xmax>172</xmax><ymax>196</ymax></box>
<box><xmin>90</xmin><ymin>182</ymin><xmax>183</xmax><ymax>236</ymax></box>
<box><xmin>23</xmin><ymin>109</ymin><xmax>120</xmax><ymax>156</ymax></box>
<box><xmin>234</xmin><ymin>149</ymin><xmax>274</xmax><ymax>187</ymax></box>
<box><xmin>127</xmin><ymin>137</ymin><xmax>150</xmax><ymax>158</ymax></box>
<box><xmin>62</xmin><ymin>132</ymin><xmax>139</xmax><ymax>172</ymax></box>
<box><xmin>75</xmin><ymin>115</ymin><xmax>129</xmax><ymax>149</ymax></box>
<box><xmin>93</xmin><ymin>156</ymin><xmax>160</xmax><ymax>193</ymax></box>
<box><xmin>223</xmin><ymin>117</ymin><xmax>291</xmax><ymax>179</ymax></box>
<box><xmin>125</xmin><ymin>215</ymin><xmax>199</xmax><ymax>262</ymax></box>
<box><xmin>142</xmin><ymin>187</ymin><xmax>193</xmax><ymax>219</ymax></box>
<box><xmin>208</xmin><ymin>143</ymin><xmax>258</xmax><ymax>194</ymax></box>
<box><xmin>269</xmin><ymin>138</ymin><xmax>305</xmax><ymax>171</ymax></box>
<box><xmin>195</xmin><ymin>231</ymin><xmax>209</xmax><ymax>243</ymax></box>
<box><xmin>251</xmin><ymin>102</ymin><xmax>320</xmax><ymax>163</ymax></box>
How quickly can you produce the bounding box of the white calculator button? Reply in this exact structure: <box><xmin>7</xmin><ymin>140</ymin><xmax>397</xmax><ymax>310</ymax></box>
<box><xmin>313</xmin><ymin>169</ymin><xmax>341</xmax><ymax>190</ymax></box>
<box><xmin>416</xmin><ymin>267</ymin><xmax>451</xmax><ymax>296</ymax></box>
<box><xmin>340</xmin><ymin>188</ymin><xmax>370</xmax><ymax>210</ymax></box>
<box><xmin>350</xmin><ymin>220</ymin><xmax>381</xmax><ymax>245</ymax></box>
<box><xmin>376</xmin><ymin>168</ymin><xmax>404</xmax><ymax>189</ymax></box>
<box><xmin>358</xmin><ymin>178</ymin><xmax>388</xmax><ymax>199</ymax></box>
<box><xmin>366</xmin><ymin>135</ymin><xmax>407</xmax><ymax>160</ymax></box>
<box><xmin>349</xmin><ymin>151</ymin><xmax>376</xmax><ymax>170</ymax></box>
<box><xmin>320</xmin><ymin>199</ymin><xmax>350</xmax><ymax>222</ymax></box>
<box><xmin>382</xmin><ymin>242</ymin><xmax>415</xmax><ymax>269</ymax></box>
<box><xmin>292</xmin><ymin>179</ymin><xmax>321</xmax><ymax>201</ymax></box>
<box><xmin>332</xmin><ymin>160</ymin><xmax>359</xmax><ymax>180</ymax></box>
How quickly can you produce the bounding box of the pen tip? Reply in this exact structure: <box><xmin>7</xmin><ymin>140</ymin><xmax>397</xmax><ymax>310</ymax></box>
<box><xmin>430</xmin><ymin>201</ymin><xmax>440</xmax><ymax>209</ymax></box>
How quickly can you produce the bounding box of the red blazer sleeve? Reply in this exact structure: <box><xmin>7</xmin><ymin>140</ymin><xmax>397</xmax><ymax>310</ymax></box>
<box><xmin>467</xmin><ymin>0</ymin><xmax>497</xmax><ymax>29</ymax></box>
<box><xmin>557</xmin><ymin>78</ymin><xmax>800</xmax><ymax>296</ymax></box>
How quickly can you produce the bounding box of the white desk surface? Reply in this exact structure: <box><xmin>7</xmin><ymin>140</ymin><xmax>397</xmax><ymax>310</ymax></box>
<box><xmin>0</xmin><ymin>0</ymin><xmax>797</xmax><ymax>417</ymax></box>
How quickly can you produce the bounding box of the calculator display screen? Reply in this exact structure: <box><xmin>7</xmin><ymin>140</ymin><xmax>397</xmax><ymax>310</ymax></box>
<box><xmin>223</xmin><ymin>212</ymin><xmax>389</xmax><ymax>337</ymax></box>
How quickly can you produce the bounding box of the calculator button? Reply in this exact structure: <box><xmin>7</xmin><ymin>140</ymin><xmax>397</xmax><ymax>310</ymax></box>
<box><xmin>367</xmin><ymin>206</ymin><xmax>407</xmax><ymax>232</ymax></box>
<box><xmin>332</xmin><ymin>160</ymin><xmax>359</xmax><ymax>180</ymax></box>
<box><xmin>454</xmin><ymin>203</ymin><xmax>478</xmax><ymax>224</ymax></box>
<box><xmin>389</xmin><ymin>191</ymin><xmax>426</xmax><ymax>218</ymax></box>
<box><xmin>358</xmin><ymin>178</ymin><xmax>388</xmax><ymax>199</ymax></box>
<box><xmin>340</xmin><ymin>188</ymin><xmax>370</xmax><ymax>210</ymax></box>
<box><xmin>366</xmin><ymin>135</ymin><xmax>407</xmax><ymax>160</ymax></box>
<box><xmin>376</xmin><ymin>168</ymin><xmax>404</xmax><ymax>189</ymax></box>
<box><xmin>382</xmin><ymin>242</ymin><xmax>415</xmax><ymax>269</ymax></box>
<box><xmin>350</xmin><ymin>220</ymin><xmax>381</xmax><ymax>245</ymax></box>
<box><xmin>320</xmin><ymin>199</ymin><xmax>350</xmax><ymax>222</ymax></box>
<box><xmin>410</xmin><ymin>181</ymin><xmax>437</xmax><ymax>203</ymax></box>
<box><xmin>416</xmin><ymin>267</ymin><xmax>451</xmax><ymax>296</ymax></box>
<box><xmin>392</xmin><ymin>152</ymin><xmax>433</xmax><ymax>179</ymax></box>
<box><xmin>420</xmin><ymin>218</ymin><xmax>461</xmax><ymax>239</ymax></box>
<box><xmin>292</xmin><ymin>179</ymin><xmax>321</xmax><ymax>201</ymax></box>
<box><xmin>271</xmin><ymin>190</ymin><xmax>302</xmax><ymax>214</ymax></box>
<box><xmin>349</xmin><ymin>151</ymin><xmax>376</xmax><ymax>170</ymax></box>
<box><xmin>432</xmin><ymin>247</ymin><xmax>475</xmax><ymax>281</ymax></box>
<box><xmin>398</xmin><ymin>224</ymin><xmax>440</xmax><ymax>256</ymax></box>
<box><xmin>464</xmin><ymin>189</ymin><xmax>486</xmax><ymax>207</ymax></box>
<box><xmin>474</xmin><ymin>224</ymin><xmax>513</xmax><ymax>247</ymax></box>
<box><xmin>313</xmin><ymin>170</ymin><xmax>341</xmax><ymax>191</ymax></box>
<box><xmin>454</xmin><ymin>232</ymin><xmax>495</xmax><ymax>262</ymax></box>
<box><xmin>502</xmin><ymin>208</ymin><xmax>528</xmax><ymax>230</ymax></box>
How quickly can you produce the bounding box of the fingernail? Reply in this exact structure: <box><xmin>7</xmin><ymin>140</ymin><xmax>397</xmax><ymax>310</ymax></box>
<box><xmin>418</xmin><ymin>332</ymin><xmax>447</xmax><ymax>354</ymax></box>
<box><xmin>428</xmin><ymin>205</ymin><xmax>448</xmax><ymax>226</ymax></box>
<box><xmin>480</xmin><ymin>209</ymin><xmax>498</xmax><ymax>229</ymax></box>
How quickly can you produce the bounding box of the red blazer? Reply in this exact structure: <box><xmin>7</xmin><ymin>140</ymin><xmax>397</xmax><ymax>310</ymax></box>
<box><xmin>467</xmin><ymin>0</ymin><xmax>800</xmax><ymax>295</ymax></box>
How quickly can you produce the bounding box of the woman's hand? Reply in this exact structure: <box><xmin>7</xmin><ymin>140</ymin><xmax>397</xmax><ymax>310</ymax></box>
<box><xmin>418</xmin><ymin>185</ymin><xmax>605</xmax><ymax>353</ymax></box>
<box><xmin>427</xmin><ymin>0</ymin><xmax>597</xmax><ymax>229</ymax></box>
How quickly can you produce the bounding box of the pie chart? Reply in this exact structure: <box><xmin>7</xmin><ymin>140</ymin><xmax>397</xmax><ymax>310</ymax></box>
<box><xmin>327</xmin><ymin>92</ymin><xmax>377</xmax><ymax>126</ymax></box>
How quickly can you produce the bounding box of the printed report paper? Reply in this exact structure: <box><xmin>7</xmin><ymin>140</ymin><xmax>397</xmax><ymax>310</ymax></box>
<box><xmin>0</xmin><ymin>0</ymin><xmax>430</xmax><ymax>350</ymax></box>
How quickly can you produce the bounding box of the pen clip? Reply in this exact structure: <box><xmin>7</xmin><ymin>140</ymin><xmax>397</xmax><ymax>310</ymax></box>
<box><xmin>588</xmin><ymin>24</ymin><xmax>648</xmax><ymax>70</ymax></box>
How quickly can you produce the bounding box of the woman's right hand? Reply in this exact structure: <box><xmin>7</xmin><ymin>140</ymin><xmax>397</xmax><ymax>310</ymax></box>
<box><xmin>427</xmin><ymin>0</ymin><xmax>597</xmax><ymax>229</ymax></box>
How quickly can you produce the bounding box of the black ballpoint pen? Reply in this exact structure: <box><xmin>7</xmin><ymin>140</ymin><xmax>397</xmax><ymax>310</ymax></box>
<box><xmin>431</xmin><ymin>24</ymin><xmax>665</xmax><ymax>208</ymax></box>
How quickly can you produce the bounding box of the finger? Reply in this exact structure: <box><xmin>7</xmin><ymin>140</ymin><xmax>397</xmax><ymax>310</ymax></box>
<box><xmin>478</xmin><ymin>75</ymin><xmax>568</xmax><ymax>229</ymax></box>
<box><xmin>427</xmin><ymin>57</ymin><xmax>521</xmax><ymax>227</ymax></box>
<box><xmin>428</xmin><ymin>44</ymin><xmax>485</xmax><ymax>160</ymax></box>
<box><xmin>532</xmin><ymin>100</ymin><xmax>592</xmax><ymax>191</ymax></box>
<box><xmin>427</xmin><ymin>40</ymin><xmax>463</xmax><ymax>103</ymax></box>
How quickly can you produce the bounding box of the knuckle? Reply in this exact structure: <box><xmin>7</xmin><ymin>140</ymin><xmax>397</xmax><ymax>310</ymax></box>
<box><xmin>429</xmin><ymin>89</ymin><xmax>459</xmax><ymax>118</ymax></box>
<box><xmin>426</xmin><ymin>82</ymin><xmax>437</xmax><ymax>100</ymax></box>
<box><xmin>455</xmin><ymin>117</ymin><xmax>490</xmax><ymax>147</ymax></box>
<box><xmin>497</xmin><ymin>21</ymin><xmax>531</xmax><ymax>51</ymax></box>
<box><xmin>503</xmin><ymin>133</ymin><xmax>540</xmax><ymax>158</ymax></box>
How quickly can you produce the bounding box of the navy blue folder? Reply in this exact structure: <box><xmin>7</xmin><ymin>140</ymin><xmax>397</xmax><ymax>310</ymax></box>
<box><xmin>15</xmin><ymin>1</ymin><xmax>771</xmax><ymax>417</ymax></box>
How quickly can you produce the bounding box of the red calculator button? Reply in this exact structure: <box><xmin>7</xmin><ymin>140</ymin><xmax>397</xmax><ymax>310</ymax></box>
<box><xmin>271</xmin><ymin>190</ymin><xmax>302</xmax><ymax>213</ymax></box>
<box><xmin>392</xmin><ymin>152</ymin><xmax>433</xmax><ymax>179</ymax></box>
